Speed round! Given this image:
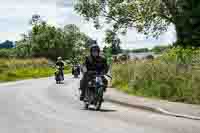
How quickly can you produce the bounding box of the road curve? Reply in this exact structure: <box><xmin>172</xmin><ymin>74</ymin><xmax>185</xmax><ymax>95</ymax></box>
<box><xmin>0</xmin><ymin>75</ymin><xmax>199</xmax><ymax>133</ymax></box>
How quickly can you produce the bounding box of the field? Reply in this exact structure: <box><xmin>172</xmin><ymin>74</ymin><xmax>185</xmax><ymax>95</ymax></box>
<box><xmin>112</xmin><ymin>59</ymin><xmax>200</xmax><ymax>104</ymax></box>
<box><xmin>0</xmin><ymin>58</ymin><xmax>71</xmax><ymax>82</ymax></box>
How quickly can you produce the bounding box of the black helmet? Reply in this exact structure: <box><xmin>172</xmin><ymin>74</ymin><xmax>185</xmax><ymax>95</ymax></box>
<box><xmin>90</xmin><ymin>44</ymin><xmax>100</xmax><ymax>54</ymax></box>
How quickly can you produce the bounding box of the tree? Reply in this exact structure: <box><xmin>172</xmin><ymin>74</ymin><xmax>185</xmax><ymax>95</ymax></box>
<box><xmin>105</xmin><ymin>29</ymin><xmax>122</xmax><ymax>55</ymax></box>
<box><xmin>30</xmin><ymin>14</ymin><xmax>43</xmax><ymax>25</ymax></box>
<box><xmin>15</xmin><ymin>20</ymin><xmax>91</xmax><ymax>61</ymax></box>
<box><xmin>63</xmin><ymin>24</ymin><xmax>92</xmax><ymax>63</ymax></box>
<box><xmin>13</xmin><ymin>14</ymin><xmax>92</xmax><ymax>61</ymax></box>
<box><xmin>111</xmin><ymin>42</ymin><xmax>122</xmax><ymax>55</ymax></box>
<box><xmin>131</xmin><ymin>48</ymin><xmax>149</xmax><ymax>53</ymax></box>
<box><xmin>103</xmin><ymin>46</ymin><xmax>108</xmax><ymax>54</ymax></box>
<box><xmin>0</xmin><ymin>40</ymin><xmax>14</xmax><ymax>48</ymax></box>
<box><xmin>74</xmin><ymin>0</ymin><xmax>200</xmax><ymax>47</ymax></box>
<box><xmin>151</xmin><ymin>45</ymin><xmax>172</xmax><ymax>54</ymax></box>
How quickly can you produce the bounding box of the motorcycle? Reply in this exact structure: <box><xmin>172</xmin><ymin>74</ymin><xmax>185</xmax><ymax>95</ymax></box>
<box><xmin>55</xmin><ymin>66</ymin><xmax>64</xmax><ymax>84</ymax></box>
<box><xmin>83</xmin><ymin>72</ymin><xmax>111</xmax><ymax>110</ymax></box>
<box><xmin>72</xmin><ymin>66</ymin><xmax>80</xmax><ymax>78</ymax></box>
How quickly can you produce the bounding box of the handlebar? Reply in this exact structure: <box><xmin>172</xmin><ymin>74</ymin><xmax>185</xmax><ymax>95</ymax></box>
<box><xmin>105</xmin><ymin>74</ymin><xmax>112</xmax><ymax>79</ymax></box>
<box><xmin>87</xmin><ymin>71</ymin><xmax>112</xmax><ymax>79</ymax></box>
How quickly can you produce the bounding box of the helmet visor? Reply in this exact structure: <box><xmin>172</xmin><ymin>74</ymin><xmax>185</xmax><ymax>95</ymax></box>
<box><xmin>91</xmin><ymin>48</ymin><xmax>99</xmax><ymax>57</ymax></box>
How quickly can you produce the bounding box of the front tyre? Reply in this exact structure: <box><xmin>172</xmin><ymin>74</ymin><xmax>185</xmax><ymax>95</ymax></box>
<box><xmin>95</xmin><ymin>101</ymin><xmax>102</xmax><ymax>111</ymax></box>
<box><xmin>74</xmin><ymin>74</ymin><xmax>78</xmax><ymax>78</ymax></box>
<box><xmin>95</xmin><ymin>87</ymin><xmax>104</xmax><ymax>110</ymax></box>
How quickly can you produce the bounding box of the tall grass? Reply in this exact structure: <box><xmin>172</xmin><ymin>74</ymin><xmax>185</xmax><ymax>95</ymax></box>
<box><xmin>112</xmin><ymin>48</ymin><xmax>200</xmax><ymax>104</ymax></box>
<box><xmin>0</xmin><ymin>58</ymin><xmax>70</xmax><ymax>82</ymax></box>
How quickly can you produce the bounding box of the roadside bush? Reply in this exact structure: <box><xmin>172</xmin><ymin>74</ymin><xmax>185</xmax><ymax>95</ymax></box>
<box><xmin>112</xmin><ymin>47</ymin><xmax>200</xmax><ymax>104</ymax></box>
<box><xmin>0</xmin><ymin>49</ymin><xmax>15</xmax><ymax>58</ymax></box>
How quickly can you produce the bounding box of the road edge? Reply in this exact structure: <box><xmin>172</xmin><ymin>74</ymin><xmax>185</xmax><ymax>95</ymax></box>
<box><xmin>104</xmin><ymin>91</ymin><xmax>200</xmax><ymax>121</ymax></box>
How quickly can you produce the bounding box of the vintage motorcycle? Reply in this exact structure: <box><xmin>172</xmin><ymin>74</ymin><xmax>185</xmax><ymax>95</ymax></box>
<box><xmin>55</xmin><ymin>66</ymin><xmax>64</xmax><ymax>84</ymax></box>
<box><xmin>83</xmin><ymin>71</ymin><xmax>111</xmax><ymax>110</ymax></box>
<box><xmin>72</xmin><ymin>65</ymin><xmax>80</xmax><ymax>78</ymax></box>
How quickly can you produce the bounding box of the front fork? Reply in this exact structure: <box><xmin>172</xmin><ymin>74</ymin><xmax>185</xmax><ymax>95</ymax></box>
<box><xmin>95</xmin><ymin>87</ymin><xmax>104</xmax><ymax>102</ymax></box>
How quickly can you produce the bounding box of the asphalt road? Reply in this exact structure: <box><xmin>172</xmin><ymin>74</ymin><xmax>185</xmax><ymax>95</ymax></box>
<box><xmin>0</xmin><ymin>75</ymin><xmax>199</xmax><ymax>133</ymax></box>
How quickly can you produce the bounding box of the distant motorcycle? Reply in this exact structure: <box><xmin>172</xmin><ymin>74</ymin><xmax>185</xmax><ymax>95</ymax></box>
<box><xmin>55</xmin><ymin>66</ymin><xmax>64</xmax><ymax>84</ymax></box>
<box><xmin>83</xmin><ymin>72</ymin><xmax>111</xmax><ymax>110</ymax></box>
<box><xmin>72</xmin><ymin>66</ymin><xmax>80</xmax><ymax>78</ymax></box>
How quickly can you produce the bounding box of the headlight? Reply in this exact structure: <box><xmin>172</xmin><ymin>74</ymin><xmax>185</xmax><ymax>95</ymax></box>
<box><xmin>88</xmin><ymin>81</ymin><xmax>92</xmax><ymax>85</ymax></box>
<box><xmin>82</xmin><ymin>66</ymin><xmax>87</xmax><ymax>73</ymax></box>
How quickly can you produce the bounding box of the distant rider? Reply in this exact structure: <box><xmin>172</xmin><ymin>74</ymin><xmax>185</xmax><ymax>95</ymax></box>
<box><xmin>72</xmin><ymin>64</ymin><xmax>80</xmax><ymax>76</ymax></box>
<box><xmin>55</xmin><ymin>56</ymin><xmax>65</xmax><ymax>80</ymax></box>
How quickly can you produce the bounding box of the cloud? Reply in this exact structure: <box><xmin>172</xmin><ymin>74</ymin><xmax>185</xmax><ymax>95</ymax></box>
<box><xmin>0</xmin><ymin>0</ymin><xmax>58</xmax><ymax>41</ymax></box>
<box><xmin>0</xmin><ymin>32</ymin><xmax>21</xmax><ymax>42</ymax></box>
<box><xmin>0</xmin><ymin>0</ymin><xmax>176</xmax><ymax>48</ymax></box>
<box><xmin>120</xmin><ymin>24</ymin><xmax>176</xmax><ymax>49</ymax></box>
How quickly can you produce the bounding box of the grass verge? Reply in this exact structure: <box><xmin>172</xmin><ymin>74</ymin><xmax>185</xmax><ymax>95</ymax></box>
<box><xmin>112</xmin><ymin>60</ymin><xmax>200</xmax><ymax>104</ymax></box>
<box><xmin>0</xmin><ymin>58</ymin><xmax>71</xmax><ymax>82</ymax></box>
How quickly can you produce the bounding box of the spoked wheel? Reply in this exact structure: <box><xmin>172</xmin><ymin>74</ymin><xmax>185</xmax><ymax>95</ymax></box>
<box><xmin>95</xmin><ymin>88</ymin><xmax>104</xmax><ymax>111</ymax></box>
<box><xmin>84</xmin><ymin>88</ymin><xmax>90</xmax><ymax>110</ymax></box>
<box><xmin>95</xmin><ymin>101</ymin><xmax>102</xmax><ymax>111</ymax></box>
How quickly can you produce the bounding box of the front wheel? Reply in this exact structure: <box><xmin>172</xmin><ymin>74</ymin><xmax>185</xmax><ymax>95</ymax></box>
<box><xmin>95</xmin><ymin>101</ymin><xmax>102</xmax><ymax>111</ymax></box>
<box><xmin>74</xmin><ymin>74</ymin><xmax>78</xmax><ymax>78</ymax></box>
<box><xmin>95</xmin><ymin>87</ymin><xmax>104</xmax><ymax>110</ymax></box>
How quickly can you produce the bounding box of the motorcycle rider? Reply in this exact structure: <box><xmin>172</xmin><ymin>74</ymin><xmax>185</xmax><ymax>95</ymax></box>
<box><xmin>72</xmin><ymin>64</ymin><xmax>80</xmax><ymax>76</ymax></box>
<box><xmin>55</xmin><ymin>56</ymin><xmax>65</xmax><ymax>80</ymax></box>
<box><xmin>79</xmin><ymin>43</ymin><xmax>109</xmax><ymax>101</ymax></box>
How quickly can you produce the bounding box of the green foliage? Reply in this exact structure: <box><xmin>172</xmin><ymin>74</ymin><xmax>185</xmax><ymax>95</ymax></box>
<box><xmin>112</xmin><ymin>47</ymin><xmax>200</xmax><ymax>104</ymax></box>
<box><xmin>0</xmin><ymin>58</ymin><xmax>70</xmax><ymax>82</ymax></box>
<box><xmin>14</xmin><ymin>16</ymin><xmax>91</xmax><ymax>63</ymax></box>
<box><xmin>131</xmin><ymin>48</ymin><xmax>149</xmax><ymax>53</ymax></box>
<box><xmin>104</xmin><ymin>30</ymin><xmax>122</xmax><ymax>55</ymax></box>
<box><xmin>174</xmin><ymin>0</ymin><xmax>200</xmax><ymax>46</ymax></box>
<box><xmin>0</xmin><ymin>67</ymin><xmax>54</xmax><ymax>81</ymax></box>
<box><xmin>75</xmin><ymin>0</ymin><xmax>171</xmax><ymax>36</ymax></box>
<box><xmin>0</xmin><ymin>40</ymin><xmax>14</xmax><ymax>48</ymax></box>
<box><xmin>0</xmin><ymin>49</ymin><xmax>15</xmax><ymax>58</ymax></box>
<box><xmin>75</xmin><ymin>0</ymin><xmax>200</xmax><ymax>47</ymax></box>
<box><xmin>103</xmin><ymin>46</ymin><xmax>113</xmax><ymax>64</ymax></box>
<box><xmin>151</xmin><ymin>45</ymin><xmax>171</xmax><ymax>54</ymax></box>
<box><xmin>160</xmin><ymin>47</ymin><xmax>200</xmax><ymax>64</ymax></box>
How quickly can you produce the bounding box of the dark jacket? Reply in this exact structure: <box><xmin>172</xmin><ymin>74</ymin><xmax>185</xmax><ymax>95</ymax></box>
<box><xmin>56</xmin><ymin>61</ymin><xmax>64</xmax><ymax>69</ymax></box>
<box><xmin>72</xmin><ymin>65</ymin><xmax>80</xmax><ymax>75</ymax></box>
<box><xmin>84</xmin><ymin>56</ymin><xmax>109</xmax><ymax>75</ymax></box>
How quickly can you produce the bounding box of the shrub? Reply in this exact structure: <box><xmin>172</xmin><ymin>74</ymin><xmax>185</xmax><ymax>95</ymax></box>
<box><xmin>0</xmin><ymin>49</ymin><xmax>15</xmax><ymax>58</ymax></box>
<box><xmin>112</xmin><ymin>47</ymin><xmax>200</xmax><ymax>104</ymax></box>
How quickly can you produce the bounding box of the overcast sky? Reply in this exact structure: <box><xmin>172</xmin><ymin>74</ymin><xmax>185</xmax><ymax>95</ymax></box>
<box><xmin>0</xmin><ymin>0</ymin><xmax>176</xmax><ymax>49</ymax></box>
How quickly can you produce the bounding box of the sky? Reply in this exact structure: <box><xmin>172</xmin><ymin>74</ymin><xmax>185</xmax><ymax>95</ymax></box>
<box><xmin>0</xmin><ymin>0</ymin><xmax>177</xmax><ymax>49</ymax></box>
